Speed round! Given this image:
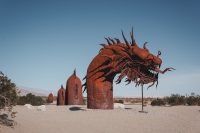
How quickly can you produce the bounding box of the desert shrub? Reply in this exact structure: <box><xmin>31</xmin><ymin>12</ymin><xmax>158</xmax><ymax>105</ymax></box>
<box><xmin>0</xmin><ymin>71</ymin><xmax>17</xmax><ymax>127</ymax></box>
<box><xmin>17</xmin><ymin>93</ymin><xmax>45</xmax><ymax>106</ymax></box>
<box><xmin>149</xmin><ymin>94</ymin><xmax>200</xmax><ymax>106</ymax></box>
<box><xmin>186</xmin><ymin>96</ymin><xmax>200</xmax><ymax>106</ymax></box>
<box><xmin>197</xmin><ymin>96</ymin><xmax>200</xmax><ymax>106</ymax></box>
<box><xmin>165</xmin><ymin>94</ymin><xmax>186</xmax><ymax>105</ymax></box>
<box><xmin>151</xmin><ymin>98</ymin><xmax>166</xmax><ymax>106</ymax></box>
<box><xmin>114</xmin><ymin>99</ymin><xmax>124</xmax><ymax>104</ymax></box>
<box><xmin>0</xmin><ymin>72</ymin><xmax>17</xmax><ymax>107</ymax></box>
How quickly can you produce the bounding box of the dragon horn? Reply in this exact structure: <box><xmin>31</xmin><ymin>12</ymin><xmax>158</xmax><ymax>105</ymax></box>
<box><xmin>143</xmin><ymin>42</ymin><xmax>148</xmax><ymax>50</ymax></box>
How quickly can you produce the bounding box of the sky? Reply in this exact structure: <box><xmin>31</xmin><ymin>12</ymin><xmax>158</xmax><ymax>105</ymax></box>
<box><xmin>0</xmin><ymin>0</ymin><xmax>200</xmax><ymax>97</ymax></box>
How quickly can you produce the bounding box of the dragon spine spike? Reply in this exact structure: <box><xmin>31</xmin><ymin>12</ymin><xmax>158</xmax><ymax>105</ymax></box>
<box><xmin>104</xmin><ymin>37</ymin><xmax>112</xmax><ymax>45</ymax></box>
<box><xmin>108</xmin><ymin>37</ymin><xmax>115</xmax><ymax>44</ymax></box>
<box><xmin>74</xmin><ymin>69</ymin><xmax>76</xmax><ymax>77</ymax></box>
<box><xmin>99</xmin><ymin>44</ymin><xmax>107</xmax><ymax>47</ymax></box>
<box><xmin>66</xmin><ymin>71</ymin><xmax>83</xmax><ymax>105</ymax></box>
<box><xmin>121</xmin><ymin>30</ymin><xmax>129</xmax><ymax>45</ymax></box>
<box><xmin>130</xmin><ymin>27</ymin><xmax>136</xmax><ymax>46</ymax></box>
<box><xmin>114</xmin><ymin>38</ymin><xmax>121</xmax><ymax>43</ymax></box>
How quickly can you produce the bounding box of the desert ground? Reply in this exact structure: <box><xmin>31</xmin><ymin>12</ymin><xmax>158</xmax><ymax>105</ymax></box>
<box><xmin>1</xmin><ymin>104</ymin><xmax>200</xmax><ymax>133</ymax></box>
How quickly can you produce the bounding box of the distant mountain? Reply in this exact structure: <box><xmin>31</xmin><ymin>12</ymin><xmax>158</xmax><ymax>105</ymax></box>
<box><xmin>16</xmin><ymin>86</ymin><xmax>49</xmax><ymax>96</ymax></box>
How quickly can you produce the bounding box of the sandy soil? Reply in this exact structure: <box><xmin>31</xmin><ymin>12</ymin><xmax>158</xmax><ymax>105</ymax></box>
<box><xmin>1</xmin><ymin>104</ymin><xmax>200</xmax><ymax>133</ymax></box>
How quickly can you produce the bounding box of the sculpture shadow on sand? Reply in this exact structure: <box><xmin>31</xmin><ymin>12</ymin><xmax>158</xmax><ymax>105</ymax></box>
<box><xmin>69</xmin><ymin>106</ymin><xmax>86</xmax><ymax>111</ymax></box>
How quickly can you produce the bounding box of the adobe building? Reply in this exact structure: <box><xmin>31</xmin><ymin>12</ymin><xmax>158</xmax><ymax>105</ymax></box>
<box><xmin>65</xmin><ymin>70</ymin><xmax>83</xmax><ymax>105</ymax></box>
<box><xmin>57</xmin><ymin>85</ymin><xmax>65</xmax><ymax>105</ymax></box>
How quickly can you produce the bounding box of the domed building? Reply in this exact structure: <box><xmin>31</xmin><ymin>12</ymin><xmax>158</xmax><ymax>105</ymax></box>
<box><xmin>66</xmin><ymin>70</ymin><xmax>83</xmax><ymax>105</ymax></box>
<box><xmin>57</xmin><ymin>85</ymin><xmax>65</xmax><ymax>105</ymax></box>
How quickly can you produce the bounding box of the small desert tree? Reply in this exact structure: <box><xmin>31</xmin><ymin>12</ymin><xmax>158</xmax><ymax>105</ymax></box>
<box><xmin>0</xmin><ymin>71</ymin><xmax>17</xmax><ymax>127</ymax></box>
<box><xmin>17</xmin><ymin>93</ymin><xmax>45</xmax><ymax>106</ymax></box>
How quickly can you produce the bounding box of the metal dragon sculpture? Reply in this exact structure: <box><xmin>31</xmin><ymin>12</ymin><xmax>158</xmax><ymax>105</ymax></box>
<box><xmin>66</xmin><ymin>70</ymin><xmax>84</xmax><ymax>105</ymax></box>
<box><xmin>83</xmin><ymin>29</ymin><xmax>174</xmax><ymax>109</ymax></box>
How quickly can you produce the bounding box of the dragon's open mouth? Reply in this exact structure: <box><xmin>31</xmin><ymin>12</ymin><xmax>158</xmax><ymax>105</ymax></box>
<box><xmin>146</xmin><ymin>69</ymin><xmax>158</xmax><ymax>79</ymax></box>
<box><xmin>121</xmin><ymin>62</ymin><xmax>174</xmax><ymax>87</ymax></box>
<box><xmin>140</xmin><ymin>65</ymin><xmax>175</xmax><ymax>84</ymax></box>
<box><xmin>140</xmin><ymin>65</ymin><xmax>160</xmax><ymax>81</ymax></box>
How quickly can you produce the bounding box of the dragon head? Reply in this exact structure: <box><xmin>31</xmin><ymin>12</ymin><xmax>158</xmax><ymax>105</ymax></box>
<box><xmin>130</xmin><ymin>43</ymin><xmax>162</xmax><ymax>85</ymax></box>
<box><xmin>84</xmin><ymin>29</ymin><xmax>175</xmax><ymax>90</ymax></box>
<box><xmin>113</xmin><ymin>29</ymin><xmax>174</xmax><ymax>88</ymax></box>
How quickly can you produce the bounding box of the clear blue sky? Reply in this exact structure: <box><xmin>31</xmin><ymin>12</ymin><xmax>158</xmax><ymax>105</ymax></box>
<box><xmin>0</xmin><ymin>0</ymin><xmax>200</xmax><ymax>97</ymax></box>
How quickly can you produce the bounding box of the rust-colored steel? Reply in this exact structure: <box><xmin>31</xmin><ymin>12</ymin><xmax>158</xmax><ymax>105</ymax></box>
<box><xmin>47</xmin><ymin>93</ymin><xmax>54</xmax><ymax>103</ymax></box>
<box><xmin>83</xmin><ymin>29</ymin><xmax>174</xmax><ymax>109</ymax></box>
<box><xmin>57</xmin><ymin>85</ymin><xmax>65</xmax><ymax>105</ymax></box>
<box><xmin>66</xmin><ymin>70</ymin><xmax>83</xmax><ymax>105</ymax></box>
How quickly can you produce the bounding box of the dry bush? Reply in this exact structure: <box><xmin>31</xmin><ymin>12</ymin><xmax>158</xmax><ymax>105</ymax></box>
<box><xmin>165</xmin><ymin>94</ymin><xmax>186</xmax><ymax>105</ymax></box>
<box><xmin>151</xmin><ymin>94</ymin><xmax>200</xmax><ymax>106</ymax></box>
<box><xmin>17</xmin><ymin>93</ymin><xmax>45</xmax><ymax>106</ymax></box>
<box><xmin>186</xmin><ymin>95</ymin><xmax>200</xmax><ymax>106</ymax></box>
<box><xmin>114</xmin><ymin>99</ymin><xmax>124</xmax><ymax>104</ymax></box>
<box><xmin>0</xmin><ymin>95</ymin><xmax>16</xmax><ymax>127</ymax></box>
<box><xmin>151</xmin><ymin>98</ymin><xmax>166</xmax><ymax>106</ymax></box>
<box><xmin>0</xmin><ymin>71</ymin><xmax>17</xmax><ymax>127</ymax></box>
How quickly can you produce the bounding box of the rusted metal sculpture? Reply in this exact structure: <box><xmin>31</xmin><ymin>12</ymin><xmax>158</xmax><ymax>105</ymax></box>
<box><xmin>47</xmin><ymin>93</ymin><xmax>54</xmax><ymax>103</ymax></box>
<box><xmin>66</xmin><ymin>70</ymin><xmax>83</xmax><ymax>105</ymax></box>
<box><xmin>57</xmin><ymin>85</ymin><xmax>65</xmax><ymax>105</ymax></box>
<box><xmin>83</xmin><ymin>29</ymin><xmax>174</xmax><ymax>109</ymax></box>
